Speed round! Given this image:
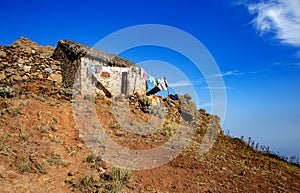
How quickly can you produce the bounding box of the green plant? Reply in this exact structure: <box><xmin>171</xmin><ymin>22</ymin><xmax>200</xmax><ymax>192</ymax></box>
<box><xmin>110</xmin><ymin>122</ymin><xmax>121</xmax><ymax>129</ymax></box>
<box><xmin>47</xmin><ymin>153</ymin><xmax>67</xmax><ymax>166</ymax></box>
<box><xmin>10</xmin><ymin>103</ymin><xmax>21</xmax><ymax>117</ymax></box>
<box><xmin>107</xmin><ymin>167</ymin><xmax>132</xmax><ymax>192</ymax></box>
<box><xmin>19</xmin><ymin>124</ymin><xmax>27</xmax><ymax>142</ymax></box>
<box><xmin>18</xmin><ymin>161</ymin><xmax>31</xmax><ymax>174</ymax></box>
<box><xmin>38</xmin><ymin>126</ymin><xmax>48</xmax><ymax>133</ymax></box>
<box><xmin>160</xmin><ymin>123</ymin><xmax>178</xmax><ymax>137</ymax></box>
<box><xmin>38</xmin><ymin>163</ymin><xmax>48</xmax><ymax>174</ymax></box>
<box><xmin>72</xmin><ymin>174</ymin><xmax>97</xmax><ymax>192</ymax></box>
<box><xmin>83</xmin><ymin>153</ymin><xmax>96</xmax><ymax>163</ymax></box>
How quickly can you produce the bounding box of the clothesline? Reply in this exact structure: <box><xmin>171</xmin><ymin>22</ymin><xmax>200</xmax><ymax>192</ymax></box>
<box><xmin>87</xmin><ymin>63</ymin><xmax>169</xmax><ymax>93</ymax></box>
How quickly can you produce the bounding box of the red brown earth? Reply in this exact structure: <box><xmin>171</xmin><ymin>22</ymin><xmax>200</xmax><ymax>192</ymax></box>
<box><xmin>0</xmin><ymin>38</ymin><xmax>299</xmax><ymax>193</ymax></box>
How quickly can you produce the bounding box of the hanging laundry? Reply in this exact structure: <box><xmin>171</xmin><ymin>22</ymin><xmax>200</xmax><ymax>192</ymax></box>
<box><xmin>120</xmin><ymin>67</ymin><xmax>129</xmax><ymax>73</ymax></box>
<box><xmin>169</xmin><ymin>94</ymin><xmax>179</xmax><ymax>100</ymax></box>
<box><xmin>146</xmin><ymin>86</ymin><xmax>160</xmax><ymax>96</ymax></box>
<box><xmin>157</xmin><ymin>77</ymin><xmax>168</xmax><ymax>91</ymax></box>
<box><xmin>102</xmin><ymin>66</ymin><xmax>111</xmax><ymax>73</ymax></box>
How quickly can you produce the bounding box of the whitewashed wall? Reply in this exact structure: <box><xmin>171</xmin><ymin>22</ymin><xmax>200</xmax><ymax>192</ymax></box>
<box><xmin>80</xmin><ymin>57</ymin><xmax>146</xmax><ymax>97</ymax></box>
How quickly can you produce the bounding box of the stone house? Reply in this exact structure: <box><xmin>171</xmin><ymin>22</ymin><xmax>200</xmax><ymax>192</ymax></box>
<box><xmin>52</xmin><ymin>40</ymin><xmax>146</xmax><ymax>97</ymax></box>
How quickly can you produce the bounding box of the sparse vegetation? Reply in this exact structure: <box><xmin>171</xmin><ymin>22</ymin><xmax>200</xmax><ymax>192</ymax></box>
<box><xmin>225</xmin><ymin>130</ymin><xmax>300</xmax><ymax>166</ymax></box>
<box><xmin>0</xmin><ymin>37</ymin><xmax>299</xmax><ymax>192</ymax></box>
<box><xmin>160</xmin><ymin>123</ymin><xmax>178</xmax><ymax>137</ymax></box>
<box><xmin>38</xmin><ymin>163</ymin><xmax>48</xmax><ymax>174</ymax></box>
<box><xmin>9</xmin><ymin>102</ymin><xmax>21</xmax><ymax>117</ymax></box>
<box><xmin>106</xmin><ymin>167</ymin><xmax>132</xmax><ymax>193</ymax></box>
<box><xmin>18</xmin><ymin>161</ymin><xmax>31</xmax><ymax>174</ymax></box>
<box><xmin>83</xmin><ymin>153</ymin><xmax>96</xmax><ymax>163</ymax></box>
<box><xmin>47</xmin><ymin>153</ymin><xmax>67</xmax><ymax>166</ymax></box>
<box><xmin>111</xmin><ymin>123</ymin><xmax>121</xmax><ymax>130</ymax></box>
<box><xmin>69</xmin><ymin>167</ymin><xmax>132</xmax><ymax>193</ymax></box>
<box><xmin>18</xmin><ymin>124</ymin><xmax>27</xmax><ymax>142</ymax></box>
<box><xmin>73</xmin><ymin>174</ymin><xmax>97</xmax><ymax>192</ymax></box>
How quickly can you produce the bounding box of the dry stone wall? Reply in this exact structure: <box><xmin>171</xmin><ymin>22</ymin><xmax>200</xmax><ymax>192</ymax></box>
<box><xmin>0</xmin><ymin>37</ymin><xmax>62</xmax><ymax>87</ymax></box>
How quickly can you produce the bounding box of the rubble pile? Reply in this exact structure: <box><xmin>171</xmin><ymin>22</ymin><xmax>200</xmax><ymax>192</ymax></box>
<box><xmin>0</xmin><ymin>37</ymin><xmax>62</xmax><ymax>97</ymax></box>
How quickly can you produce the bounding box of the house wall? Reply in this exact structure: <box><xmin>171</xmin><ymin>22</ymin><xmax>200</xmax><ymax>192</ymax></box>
<box><xmin>80</xmin><ymin>57</ymin><xmax>146</xmax><ymax>97</ymax></box>
<box><xmin>52</xmin><ymin>43</ymin><xmax>81</xmax><ymax>88</ymax></box>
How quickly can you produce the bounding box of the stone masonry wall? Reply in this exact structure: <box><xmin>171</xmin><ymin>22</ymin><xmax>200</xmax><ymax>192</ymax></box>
<box><xmin>80</xmin><ymin>57</ymin><xmax>146</xmax><ymax>97</ymax></box>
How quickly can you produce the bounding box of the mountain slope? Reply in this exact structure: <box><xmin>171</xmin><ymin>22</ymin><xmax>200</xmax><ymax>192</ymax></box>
<box><xmin>0</xmin><ymin>38</ymin><xmax>299</xmax><ymax>193</ymax></box>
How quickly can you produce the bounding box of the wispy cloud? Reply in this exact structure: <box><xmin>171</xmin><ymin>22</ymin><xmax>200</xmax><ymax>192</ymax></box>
<box><xmin>208</xmin><ymin>70</ymin><xmax>245</xmax><ymax>79</ymax></box>
<box><xmin>273</xmin><ymin>61</ymin><xmax>300</xmax><ymax>67</ymax></box>
<box><xmin>199</xmin><ymin>102</ymin><xmax>227</xmax><ymax>108</ymax></box>
<box><xmin>244</xmin><ymin>0</ymin><xmax>300</xmax><ymax>47</ymax></box>
<box><xmin>170</xmin><ymin>68</ymin><xmax>270</xmax><ymax>88</ymax></box>
<box><xmin>199</xmin><ymin>86</ymin><xmax>234</xmax><ymax>90</ymax></box>
<box><xmin>208</xmin><ymin>68</ymin><xmax>271</xmax><ymax>79</ymax></box>
<box><xmin>249</xmin><ymin>68</ymin><xmax>271</xmax><ymax>74</ymax></box>
<box><xmin>168</xmin><ymin>79</ymin><xmax>204</xmax><ymax>88</ymax></box>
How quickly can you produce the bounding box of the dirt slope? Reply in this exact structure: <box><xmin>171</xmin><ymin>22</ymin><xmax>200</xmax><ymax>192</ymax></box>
<box><xmin>0</xmin><ymin>38</ymin><xmax>299</xmax><ymax>193</ymax></box>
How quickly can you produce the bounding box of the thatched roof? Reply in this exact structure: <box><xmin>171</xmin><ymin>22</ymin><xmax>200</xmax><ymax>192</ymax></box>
<box><xmin>56</xmin><ymin>40</ymin><xmax>136</xmax><ymax>67</ymax></box>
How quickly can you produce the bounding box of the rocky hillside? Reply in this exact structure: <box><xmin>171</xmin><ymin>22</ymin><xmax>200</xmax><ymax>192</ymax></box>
<box><xmin>0</xmin><ymin>38</ymin><xmax>299</xmax><ymax>193</ymax></box>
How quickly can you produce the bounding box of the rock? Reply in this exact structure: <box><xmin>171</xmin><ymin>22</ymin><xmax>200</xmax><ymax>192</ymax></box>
<box><xmin>0</xmin><ymin>86</ymin><xmax>15</xmax><ymax>98</ymax></box>
<box><xmin>48</xmin><ymin>134</ymin><xmax>54</xmax><ymax>139</ymax></box>
<box><xmin>238</xmin><ymin>171</ymin><xmax>246</xmax><ymax>176</ymax></box>
<box><xmin>17</xmin><ymin>58</ymin><xmax>25</xmax><ymax>64</ymax></box>
<box><xmin>91</xmin><ymin>173</ymin><xmax>100</xmax><ymax>182</ymax></box>
<box><xmin>23</xmin><ymin>65</ymin><xmax>31</xmax><ymax>72</ymax></box>
<box><xmin>48</xmin><ymin>73</ymin><xmax>62</xmax><ymax>83</ymax></box>
<box><xmin>11</xmin><ymin>75</ymin><xmax>22</xmax><ymax>81</ymax></box>
<box><xmin>22</xmin><ymin>75</ymin><xmax>29</xmax><ymax>81</ymax></box>
<box><xmin>98</xmin><ymin>167</ymin><xmax>105</xmax><ymax>174</ymax></box>
<box><xmin>0</xmin><ymin>170</ymin><xmax>19</xmax><ymax>179</ymax></box>
<box><xmin>184</xmin><ymin>93</ymin><xmax>192</xmax><ymax>101</ymax></box>
<box><xmin>0</xmin><ymin>50</ymin><xmax>7</xmax><ymax>58</ymax></box>
<box><xmin>50</xmin><ymin>64</ymin><xmax>59</xmax><ymax>70</ymax></box>
<box><xmin>0</xmin><ymin>73</ymin><xmax>6</xmax><ymax>80</ymax></box>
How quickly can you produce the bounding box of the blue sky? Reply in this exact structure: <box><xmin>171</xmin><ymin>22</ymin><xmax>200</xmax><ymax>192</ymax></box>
<box><xmin>1</xmin><ymin>0</ymin><xmax>299</xmax><ymax>159</ymax></box>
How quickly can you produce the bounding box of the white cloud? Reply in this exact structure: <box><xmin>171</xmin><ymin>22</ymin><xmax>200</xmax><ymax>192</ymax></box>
<box><xmin>208</xmin><ymin>70</ymin><xmax>245</xmax><ymax>79</ymax></box>
<box><xmin>246</xmin><ymin>0</ymin><xmax>300</xmax><ymax>47</ymax></box>
<box><xmin>168</xmin><ymin>79</ymin><xmax>204</xmax><ymax>88</ymax></box>
<box><xmin>170</xmin><ymin>68</ymin><xmax>270</xmax><ymax>88</ymax></box>
<box><xmin>249</xmin><ymin>68</ymin><xmax>271</xmax><ymax>74</ymax></box>
<box><xmin>199</xmin><ymin>86</ymin><xmax>234</xmax><ymax>90</ymax></box>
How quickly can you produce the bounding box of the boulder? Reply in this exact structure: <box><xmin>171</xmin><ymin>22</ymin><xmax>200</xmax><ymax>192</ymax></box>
<box><xmin>48</xmin><ymin>73</ymin><xmax>62</xmax><ymax>83</ymax></box>
<box><xmin>0</xmin><ymin>50</ymin><xmax>6</xmax><ymax>58</ymax></box>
